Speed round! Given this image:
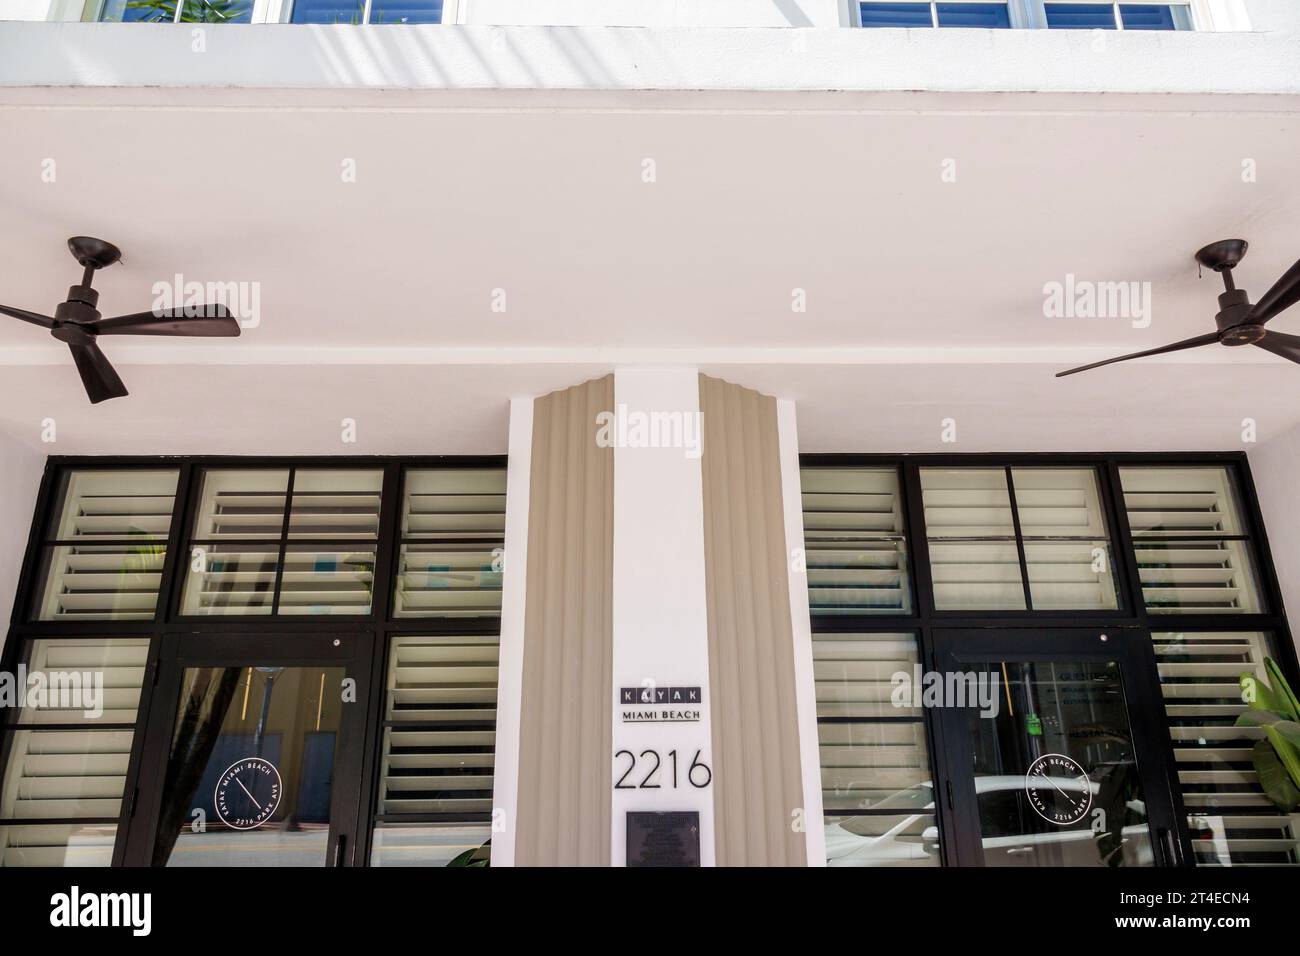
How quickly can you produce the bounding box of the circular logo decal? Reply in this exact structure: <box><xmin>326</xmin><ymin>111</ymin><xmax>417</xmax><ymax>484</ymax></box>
<box><xmin>214</xmin><ymin>757</ymin><xmax>282</xmax><ymax>830</ymax></box>
<box><xmin>1024</xmin><ymin>753</ymin><xmax>1092</xmax><ymax>826</ymax></box>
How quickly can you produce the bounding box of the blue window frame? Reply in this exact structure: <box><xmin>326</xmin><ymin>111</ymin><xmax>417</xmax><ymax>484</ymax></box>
<box><xmin>290</xmin><ymin>0</ymin><xmax>367</xmax><ymax>22</ymax></box>
<box><xmin>1119</xmin><ymin>4</ymin><xmax>1180</xmax><ymax>30</ymax></box>
<box><xmin>1044</xmin><ymin>3</ymin><xmax>1119</xmax><ymax>29</ymax></box>
<box><xmin>860</xmin><ymin>2</ymin><xmax>1010</xmax><ymax>28</ymax></box>
<box><xmin>1045</xmin><ymin>3</ymin><xmax>1187</xmax><ymax>30</ymax></box>
<box><xmin>367</xmin><ymin>0</ymin><xmax>444</xmax><ymax>22</ymax></box>
<box><xmin>937</xmin><ymin>3</ymin><xmax>1010</xmax><ymax>27</ymax></box>
<box><xmin>859</xmin><ymin>2</ymin><xmax>934</xmax><ymax>26</ymax></box>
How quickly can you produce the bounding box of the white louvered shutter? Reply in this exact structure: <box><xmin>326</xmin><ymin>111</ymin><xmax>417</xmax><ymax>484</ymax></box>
<box><xmin>1153</xmin><ymin>631</ymin><xmax>1299</xmax><ymax>865</ymax></box>
<box><xmin>0</xmin><ymin>638</ymin><xmax>149</xmax><ymax>867</ymax></box>
<box><xmin>1121</xmin><ymin>467</ymin><xmax>1262</xmax><ymax>614</ymax></box>
<box><xmin>36</xmin><ymin>470</ymin><xmax>177</xmax><ymax>621</ymax></box>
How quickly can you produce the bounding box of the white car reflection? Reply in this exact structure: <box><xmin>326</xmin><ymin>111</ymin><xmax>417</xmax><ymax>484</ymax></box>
<box><xmin>825</xmin><ymin>776</ymin><xmax>1152</xmax><ymax>866</ymax></box>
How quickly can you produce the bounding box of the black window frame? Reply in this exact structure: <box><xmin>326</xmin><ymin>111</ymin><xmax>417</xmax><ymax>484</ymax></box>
<box><xmin>0</xmin><ymin>454</ymin><xmax>505</xmax><ymax>868</ymax></box>
<box><xmin>801</xmin><ymin>451</ymin><xmax>1300</xmax><ymax>867</ymax></box>
<box><xmin>2</xmin><ymin>451</ymin><xmax>1295</xmax><ymax>867</ymax></box>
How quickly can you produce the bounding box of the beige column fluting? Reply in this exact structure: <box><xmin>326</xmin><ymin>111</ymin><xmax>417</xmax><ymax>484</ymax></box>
<box><xmin>513</xmin><ymin>375</ymin><xmax>615</xmax><ymax>866</ymax></box>
<box><xmin>699</xmin><ymin>374</ymin><xmax>807</xmax><ymax>866</ymax></box>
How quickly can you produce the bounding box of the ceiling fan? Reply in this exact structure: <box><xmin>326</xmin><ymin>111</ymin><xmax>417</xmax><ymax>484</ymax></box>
<box><xmin>0</xmin><ymin>236</ymin><xmax>240</xmax><ymax>404</ymax></box>
<box><xmin>1056</xmin><ymin>239</ymin><xmax>1300</xmax><ymax>378</ymax></box>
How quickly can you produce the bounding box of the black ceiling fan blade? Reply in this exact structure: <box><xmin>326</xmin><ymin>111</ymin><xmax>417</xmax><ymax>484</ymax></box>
<box><xmin>93</xmin><ymin>305</ymin><xmax>240</xmax><ymax>337</ymax></box>
<box><xmin>1247</xmin><ymin>259</ymin><xmax>1300</xmax><ymax>325</ymax></box>
<box><xmin>0</xmin><ymin>303</ymin><xmax>56</xmax><ymax>329</ymax></box>
<box><xmin>68</xmin><ymin>342</ymin><xmax>128</xmax><ymax>404</ymax></box>
<box><xmin>1055</xmin><ymin>331</ymin><xmax>1221</xmax><ymax>378</ymax></box>
<box><xmin>1253</xmin><ymin>329</ymin><xmax>1300</xmax><ymax>365</ymax></box>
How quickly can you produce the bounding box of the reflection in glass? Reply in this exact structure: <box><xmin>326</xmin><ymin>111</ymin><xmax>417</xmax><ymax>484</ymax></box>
<box><xmin>370</xmin><ymin>824</ymin><xmax>491</xmax><ymax>866</ymax></box>
<box><xmin>368</xmin><ymin>0</ymin><xmax>443</xmax><ymax>22</ymax></box>
<box><xmin>968</xmin><ymin>659</ymin><xmax>1154</xmax><ymax>866</ymax></box>
<box><xmin>278</xmin><ymin>547</ymin><xmax>376</xmax><ymax>615</ymax></box>
<box><xmin>98</xmin><ymin>1</ymin><xmax>253</xmax><ymax>22</ymax></box>
<box><xmin>815</xmin><ymin>633</ymin><xmax>940</xmax><ymax>866</ymax></box>
<box><xmin>37</xmin><ymin>544</ymin><xmax>167</xmax><ymax>621</ymax></box>
<box><xmin>290</xmin><ymin>0</ymin><xmax>367</xmax><ymax>22</ymax></box>
<box><xmin>181</xmin><ymin>543</ymin><xmax>281</xmax><ymax>616</ymax></box>
<box><xmin>154</xmin><ymin>666</ymin><xmax>344</xmax><ymax>866</ymax></box>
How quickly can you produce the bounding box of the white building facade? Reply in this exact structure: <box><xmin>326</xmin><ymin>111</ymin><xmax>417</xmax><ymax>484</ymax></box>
<box><xmin>0</xmin><ymin>1</ymin><xmax>1298</xmax><ymax>869</ymax></box>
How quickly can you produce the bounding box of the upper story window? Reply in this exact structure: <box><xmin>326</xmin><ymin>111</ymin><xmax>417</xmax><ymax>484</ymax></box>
<box><xmin>1043</xmin><ymin>3</ymin><xmax>1193</xmax><ymax>29</ymax></box>
<box><xmin>859</xmin><ymin>2</ymin><xmax>1011</xmax><ymax>28</ymax></box>
<box><xmin>92</xmin><ymin>0</ymin><xmax>440</xmax><ymax>23</ymax></box>
<box><xmin>96</xmin><ymin>0</ymin><xmax>253</xmax><ymax>20</ymax></box>
<box><xmin>859</xmin><ymin>1</ymin><xmax>1195</xmax><ymax>29</ymax></box>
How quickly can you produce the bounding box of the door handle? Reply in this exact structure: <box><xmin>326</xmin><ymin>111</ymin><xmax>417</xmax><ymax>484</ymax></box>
<box><xmin>333</xmin><ymin>833</ymin><xmax>347</xmax><ymax>867</ymax></box>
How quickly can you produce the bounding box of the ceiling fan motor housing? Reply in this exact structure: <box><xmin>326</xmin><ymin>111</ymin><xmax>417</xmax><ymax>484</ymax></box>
<box><xmin>1215</xmin><ymin>288</ymin><xmax>1254</xmax><ymax>332</ymax></box>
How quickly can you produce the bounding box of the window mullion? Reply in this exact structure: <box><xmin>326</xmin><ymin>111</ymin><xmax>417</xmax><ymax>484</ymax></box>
<box><xmin>1004</xmin><ymin>464</ymin><xmax>1034</xmax><ymax>611</ymax></box>
<box><xmin>270</xmin><ymin>467</ymin><xmax>297</xmax><ymax>616</ymax></box>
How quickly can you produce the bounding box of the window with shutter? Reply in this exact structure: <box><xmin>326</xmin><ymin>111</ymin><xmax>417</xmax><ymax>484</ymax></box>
<box><xmin>34</xmin><ymin>470</ymin><xmax>178</xmax><ymax>621</ymax></box>
<box><xmin>0</xmin><ymin>638</ymin><xmax>149</xmax><ymax>867</ymax></box>
<box><xmin>1120</xmin><ymin>466</ymin><xmax>1263</xmax><ymax>614</ymax></box>
<box><xmin>801</xmin><ymin>467</ymin><xmax>911</xmax><ymax>616</ymax></box>
<box><xmin>1152</xmin><ymin>631</ymin><xmax>1299</xmax><ymax>866</ymax></box>
<box><xmin>920</xmin><ymin>466</ymin><xmax>1118</xmax><ymax>611</ymax></box>
<box><xmin>181</xmin><ymin>468</ymin><xmax>382</xmax><ymax>616</ymax></box>
<box><xmin>815</xmin><ymin>633</ymin><xmax>939</xmax><ymax>866</ymax></box>
<box><xmin>393</xmin><ymin>468</ymin><xmax>506</xmax><ymax>618</ymax></box>
<box><xmin>370</xmin><ymin>634</ymin><xmax>498</xmax><ymax>866</ymax></box>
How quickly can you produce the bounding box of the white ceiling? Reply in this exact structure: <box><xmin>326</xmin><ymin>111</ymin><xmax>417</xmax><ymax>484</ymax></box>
<box><xmin>1</xmin><ymin>88</ymin><xmax>1299</xmax><ymax>454</ymax></box>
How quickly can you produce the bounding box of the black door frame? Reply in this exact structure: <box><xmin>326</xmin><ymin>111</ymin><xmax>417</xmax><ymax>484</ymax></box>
<box><xmin>1</xmin><ymin>451</ymin><xmax>1293</xmax><ymax>867</ymax></box>
<box><xmin>119</xmin><ymin>630</ymin><xmax>376</xmax><ymax>867</ymax></box>
<box><xmin>930</xmin><ymin>626</ymin><xmax>1189</xmax><ymax>867</ymax></box>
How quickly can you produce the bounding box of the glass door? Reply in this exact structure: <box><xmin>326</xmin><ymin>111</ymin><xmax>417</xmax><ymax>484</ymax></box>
<box><xmin>933</xmin><ymin>628</ymin><xmax>1187</xmax><ymax>867</ymax></box>
<box><xmin>122</xmin><ymin>633</ymin><xmax>373</xmax><ymax>867</ymax></box>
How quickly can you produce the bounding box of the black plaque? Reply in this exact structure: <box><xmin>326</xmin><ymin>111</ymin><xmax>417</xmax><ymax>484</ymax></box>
<box><xmin>626</xmin><ymin>811</ymin><xmax>701</xmax><ymax>867</ymax></box>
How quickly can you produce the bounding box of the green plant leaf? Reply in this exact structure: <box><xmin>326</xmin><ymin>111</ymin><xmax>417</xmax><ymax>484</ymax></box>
<box><xmin>1251</xmin><ymin>739</ymin><xmax>1300</xmax><ymax>812</ymax></box>
<box><xmin>1237</xmin><ymin>709</ymin><xmax>1300</xmax><ymax>747</ymax></box>
<box><xmin>1265</xmin><ymin>657</ymin><xmax>1300</xmax><ymax>722</ymax></box>
<box><xmin>1263</xmin><ymin>724</ymin><xmax>1300</xmax><ymax>792</ymax></box>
